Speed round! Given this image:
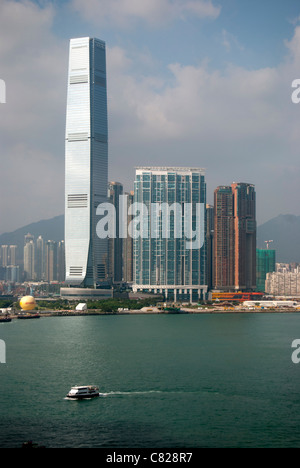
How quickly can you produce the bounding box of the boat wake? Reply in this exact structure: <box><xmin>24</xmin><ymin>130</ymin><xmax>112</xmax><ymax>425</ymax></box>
<box><xmin>98</xmin><ymin>390</ymin><xmax>185</xmax><ymax>397</ymax></box>
<box><xmin>65</xmin><ymin>389</ymin><xmax>219</xmax><ymax>400</ymax></box>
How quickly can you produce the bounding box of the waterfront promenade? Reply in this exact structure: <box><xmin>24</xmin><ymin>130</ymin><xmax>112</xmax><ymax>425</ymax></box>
<box><xmin>5</xmin><ymin>307</ymin><xmax>300</xmax><ymax>318</ymax></box>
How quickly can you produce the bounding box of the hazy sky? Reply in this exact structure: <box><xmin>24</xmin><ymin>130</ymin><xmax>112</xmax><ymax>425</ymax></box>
<box><xmin>1</xmin><ymin>0</ymin><xmax>300</xmax><ymax>233</ymax></box>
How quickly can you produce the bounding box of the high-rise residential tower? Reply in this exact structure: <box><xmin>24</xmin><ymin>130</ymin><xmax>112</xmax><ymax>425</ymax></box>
<box><xmin>108</xmin><ymin>182</ymin><xmax>123</xmax><ymax>283</ymax></box>
<box><xmin>24</xmin><ymin>236</ymin><xmax>35</xmax><ymax>281</ymax></box>
<box><xmin>1</xmin><ymin>245</ymin><xmax>9</xmax><ymax>267</ymax></box>
<box><xmin>36</xmin><ymin>235</ymin><xmax>44</xmax><ymax>281</ymax></box>
<box><xmin>205</xmin><ymin>204</ymin><xmax>214</xmax><ymax>290</ymax></box>
<box><xmin>256</xmin><ymin>248</ymin><xmax>276</xmax><ymax>292</ymax></box>
<box><xmin>213</xmin><ymin>182</ymin><xmax>256</xmax><ymax>291</ymax></box>
<box><xmin>123</xmin><ymin>191</ymin><xmax>134</xmax><ymax>284</ymax></box>
<box><xmin>213</xmin><ymin>186</ymin><xmax>235</xmax><ymax>289</ymax></box>
<box><xmin>65</xmin><ymin>37</ymin><xmax>108</xmax><ymax>287</ymax></box>
<box><xmin>45</xmin><ymin>240</ymin><xmax>58</xmax><ymax>282</ymax></box>
<box><xmin>132</xmin><ymin>167</ymin><xmax>207</xmax><ymax>302</ymax></box>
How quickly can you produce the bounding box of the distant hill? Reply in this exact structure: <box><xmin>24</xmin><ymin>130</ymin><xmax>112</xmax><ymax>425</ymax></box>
<box><xmin>0</xmin><ymin>215</ymin><xmax>64</xmax><ymax>262</ymax></box>
<box><xmin>257</xmin><ymin>214</ymin><xmax>300</xmax><ymax>263</ymax></box>
<box><xmin>0</xmin><ymin>213</ymin><xmax>300</xmax><ymax>264</ymax></box>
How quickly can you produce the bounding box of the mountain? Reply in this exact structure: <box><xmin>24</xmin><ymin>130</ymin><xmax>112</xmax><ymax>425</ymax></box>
<box><xmin>0</xmin><ymin>215</ymin><xmax>64</xmax><ymax>262</ymax></box>
<box><xmin>257</xmin><ymin>214</ymin><xmax>300</xmax><ymax>263</ymax></box>
<box><xmin>1</xmin><ymin>213</ymin><xmax>300</xmax><ymax>264</ymax></box>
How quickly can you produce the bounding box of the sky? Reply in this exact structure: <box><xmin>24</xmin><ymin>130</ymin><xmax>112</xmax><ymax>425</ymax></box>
<box><xmin>1</xmin><ymin>0</ymin><xmax>300</xmax><ymax>234</ymax></box>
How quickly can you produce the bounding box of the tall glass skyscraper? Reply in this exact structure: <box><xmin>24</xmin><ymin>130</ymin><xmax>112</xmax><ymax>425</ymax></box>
<box><xmin>132</xmin><ymin>167</ymin><xmax>207</xmax><ymax>302</ymax></box>
<box><xmin>65</xmin><ymin>37</ymin><xmax>108</xmax><ymax>287</ymax></box>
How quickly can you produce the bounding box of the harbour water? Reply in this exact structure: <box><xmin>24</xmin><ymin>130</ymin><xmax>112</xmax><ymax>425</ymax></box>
<box><xmin>0</xmin><ymin>313</ymin><xmax>300</xmax><ymax>448</ymax></box>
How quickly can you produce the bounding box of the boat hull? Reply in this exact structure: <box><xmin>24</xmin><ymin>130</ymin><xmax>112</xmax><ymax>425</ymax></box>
<box><xmin>67</xmin><ymin>393</ymin><xmax>99</xmax><ymax>399</ymax></box>
<box><xmin>66</xmin><ymin>385</ymin><xmax>100</xmax><ymax>399</ymax></box>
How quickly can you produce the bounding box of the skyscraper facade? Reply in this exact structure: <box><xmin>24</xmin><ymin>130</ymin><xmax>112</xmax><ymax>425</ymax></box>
<box><xmin>213</xmin><ymin>186</ymin><xmax>234</xmax><ymax>289</ymax></box>
<box><xmin>132</xmin><ymin>167</ymin><xmax>207</xmax><ymax>302</ymax></box>
<box><xmin>45</xmin><ymin>240</ymin><xmax>57</xmax><ymax>282</ymax></box>
<box><xmin>205</xmin><ymin>204</ymin><xmax>214</xmax><ymax>290</ymax></box>
<box><xmin>213</xmin><ymin>182</ymin><xmax>256</xmax><ymax>291</ymax></box>
<box><xmin>123</xmin><ymin>191</ymin><xmax>134</xmax><ymax>284</ymax></box>
<box><xmin>65</xmin><ymin>37</ymin><xmax>108</xmax><ymax>287</ymax></box>
<box><xmin>256</xmin><ymin>248</ymin><xmax>276</xmax><ymax>292</ymax></box>
<box><xmin>24</xmin><ymin>238</ymin><xmax>35</xmax><ymax>281</ymax></box>
<box><xmin>108</xmin><ymin>181</ymin><xmax>123</xmax><ymax>283</ymax></box>
<box><xmin>36</xmin><ymin>235</ymin><xmax>44</xmax><ymax>281</ymax></box>
<box><xmin>57</xmin><ymin>241</ymin><xmax>65</xmax><ymax>282</ymax></box>
<box><xmin>232</xmin><ymin>182</ymin><xmax>256</xmax><ymax>291</ymax></box>
<box><xmin>1</xmin><ymin>245</ymin><xmax>9</xmax><ymax>267</ymax></box>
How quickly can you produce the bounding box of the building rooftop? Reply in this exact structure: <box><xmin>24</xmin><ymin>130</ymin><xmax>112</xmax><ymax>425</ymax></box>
<box><xmin>135</xmin><ymin>166</ymin><xmax>205</xmax><ymax>174</ymax></box>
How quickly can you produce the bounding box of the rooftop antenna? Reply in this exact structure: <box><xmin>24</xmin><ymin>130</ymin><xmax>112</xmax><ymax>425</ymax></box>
<box><xmin>264</xmin><ymin>240</ymin><xmax>273</xmax><ymax>249</ymax></box>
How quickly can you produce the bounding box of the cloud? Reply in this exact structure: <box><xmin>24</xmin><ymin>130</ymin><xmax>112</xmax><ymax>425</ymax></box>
<box><xmin>106</xmin><ymin>27</ymin><xmax>300</xmax><ymax>222</ymax></box>
<box><xmin>0</xmin><ymin>0</ymin><xmax>67</xmax><ymax>232</ymax></box>
<box><xmin>1</xmin><ymin>0</ymin><xmax>300</xmax><ymax>232</ymax></box>
<box><xmin>70</xmin><ymin>0</ymin><xmax>221</xmax><ymax>27</ymax></box>
<box><xmin>108</xmin><ymin>52</ymin><xmax>283</xmax><ymax>145</ymax></box>
<box><xmin>221</xmin><ymin>29</ymin><xmax>245</xmax><ymax>53</ymax></box>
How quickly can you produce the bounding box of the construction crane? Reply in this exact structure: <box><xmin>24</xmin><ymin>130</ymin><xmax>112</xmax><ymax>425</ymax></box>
<box><xmin>264</xmin><ymin>240</ymin><xmax>273</xmax><ymax>249</ymax></box>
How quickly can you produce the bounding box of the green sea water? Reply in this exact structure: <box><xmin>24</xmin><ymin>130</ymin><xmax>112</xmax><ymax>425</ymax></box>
<box><xmin>0</xmin><ymin>313</ymin><xmax>300</xmax><ymax>448</ymax></box>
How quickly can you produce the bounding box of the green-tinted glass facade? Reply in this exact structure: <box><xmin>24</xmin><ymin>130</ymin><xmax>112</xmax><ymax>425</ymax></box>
<box><xmin>256</xmin><ymin>249</ymin><xmax>276</xmax><ymax>292</ymax></box>
<box><xmin>132</xmin><ymin>167</ymin><xmax>207</xmax><ymax>302</ymax></box>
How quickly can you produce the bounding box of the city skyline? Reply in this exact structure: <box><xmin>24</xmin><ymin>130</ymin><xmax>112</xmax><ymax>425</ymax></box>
<box><xmin>1</xmin><ymin>1</ymin><xmax>300</xmax><ymax>234</ymax></box>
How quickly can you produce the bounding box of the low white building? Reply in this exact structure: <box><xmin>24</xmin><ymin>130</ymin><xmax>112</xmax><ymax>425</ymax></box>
<box><xmin>243</xmin><ymin>300</ymin><xmax>298</xmax><ymax>308</ymax></box>
<box><xmin>75</xmin><ymin>303</ymin><xmax>87</xmax><ymax>311</ymax></box>
<box><xmin>265</xmin><ymin>267</ymin><xmax>300</xmax><ymax>296</ymax></box>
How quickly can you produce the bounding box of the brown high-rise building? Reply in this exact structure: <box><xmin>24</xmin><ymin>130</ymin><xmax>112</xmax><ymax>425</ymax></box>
<box><xmin>213</xmin><ymin>183</ymin><xmax>256</xmax><ymax>291</ymax></box>
<box><xmin>206</xmin><ymin>204</ymin><xmax>214</xmax><ymax>290</ymax></box>
<box><xmin>213</xmin><ymin>186</ymin><xmax>235</xmax><ymax>289</ymax></box>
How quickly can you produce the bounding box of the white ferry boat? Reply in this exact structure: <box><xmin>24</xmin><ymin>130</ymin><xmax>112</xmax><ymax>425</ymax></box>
<box><xmin>67</xmin><ymin>385</ymin><xmax>100</xmax><ymax>399</ymax></box>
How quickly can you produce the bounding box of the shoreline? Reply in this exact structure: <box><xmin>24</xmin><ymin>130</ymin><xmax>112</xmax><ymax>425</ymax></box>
<box><xmin>5</xmin><ymin>307</ymin><xmax>300</xmax><ymax>318</ymax></box>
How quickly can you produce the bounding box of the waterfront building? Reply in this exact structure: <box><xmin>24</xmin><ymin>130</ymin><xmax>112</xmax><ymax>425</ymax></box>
<box><xmin>265</xmin><ymin>263</ymin><xmax>300</xmax><ymax>296</ymax></box>
<box><xmin>213</xmin><ymin>186</ymin><xmax>234</xmax><ymax>289</ymax></box>
<box><xmin>60</xmin><ymin>287</ymin><xmax>113</xmax><ymax>301</ymax></box>
<box><xmin>213</xmin><ymin>183</ymin><xmax>256</xmax><ymax>291</ymax></box>
<box><xmin>206</xmin><ymin>204</ymin><xmax>214</xmax><ymax>290</ymax></box>
<box><xmin>123</xmin><ymin>191</ymin><xmax>134</xmax><ymax>284</ymax></box>
<box><xmin>108</xmin><ymin>182</ymin><xmax>123</xmax><ymax>283</ymax></box>
<box><xmin>65</xmin><ymin>37</ymin><xmax>108</xmax><ymax>287</ymax></box>
<box><xmin>256</xmin><ymin>248</ymin><xmax>276</xmax><ymax>292</ymax></box>
<box><xmin>132</xmin><ymin>167</ymin><xmax>207</xmax><ymax>303</ymax></box>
